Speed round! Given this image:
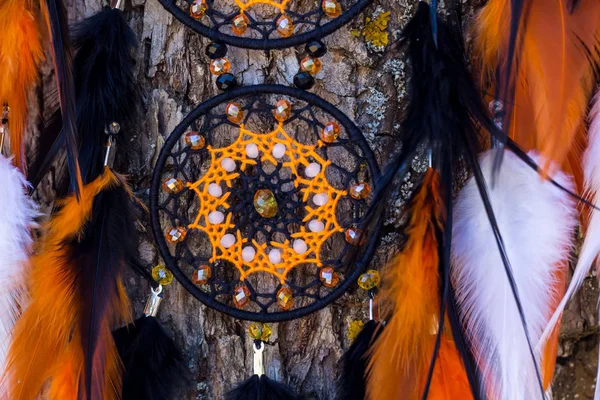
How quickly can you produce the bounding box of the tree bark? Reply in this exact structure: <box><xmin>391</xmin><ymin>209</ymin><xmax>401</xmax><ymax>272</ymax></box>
<box><xmin>30</xmin><ymin>0</ymin><xmax>597</xmax><ymax>398</ymax></box>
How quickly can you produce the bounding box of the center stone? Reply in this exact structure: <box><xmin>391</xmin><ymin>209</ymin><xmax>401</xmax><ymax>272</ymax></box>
<box><xmin>253</xmin><ymin>189</ymin><xmax>278</xmax><ymax>218</ymax></box>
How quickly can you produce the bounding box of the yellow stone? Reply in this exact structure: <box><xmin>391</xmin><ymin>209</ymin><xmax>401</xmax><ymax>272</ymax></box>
<box><xmin>152</xmin><ymin>264</ymin><xmax>174</xmax><ymax>286</ymax></box>
<box><xmin>273</xmin><ymin>99</ymin><xmax>292</xmax><ymax>122</ymax></box>
<box><xmin>349</xmin><ymin>182</ymin><xmax>370</xmax><ymax>200</ymax></box>
<box><xmin>320</xmin><ymin>122</ymin><xmax>340</xmax><ymax>143</ymax></box>
<box><xmin>345</xmin><ymin>227</ymin><xmax>363</xmax><ymax>245</ymax></box>
<box><xmin>210</xmin><ymin>58</ymin><xmax>231</xmax><ymax>75</ymax></box>
<box><xmin>232</xmin><ymin>13</ymin><xmax>249</xmax><ymax>35</ymax></box>
<box><xmin>276</xmin><ymin>15</ymin><xmax>294</xmax><ymax>37</ymax></box>
<box><xmin>276</xmin><ymin>286</ymin><xmax>294</xmax><ymax>310</ymax></box>
<box><xmin>319</xmin><ymin>267</ymin><xmax>339</xmax><ymax>288</ymax></box>
<box><xmin>348</xmin><ymin>320</ymin><xmax>364</xmax><ymax>342</ymax></box>
<box><xmin>184</xmin><ymin>131</ymin><xmax>206</xmax><ymax>150</ymax></box>
<box><xmin>192</xmin><ymin>265</ymin><xmax>212</xmax><ymax>285</ymax></box>
<box><xmin>300</xmin><ymin>57</ymin><xmax>322</xmax><ymax>75</ymax></box>
<box><xmin>358</xmin><ymin>269</ymin><xmax>380</xmax><ymax>291</ymax></box>
<box><xmin>254</xmin><ymin>189</ymin><xmax>278</xmax><ymax>218</ymax></box>
<box><xmin>162</xmin><ymin>177</ymin><xmax>184</xmax><ymax>194</ymax></box>
<box><xmin>166</xmin><ymin>227</ymin><xmax>187</xmax><ymax>243</ymax></box>
<box><xmin>249</xmin><ymin>323</ymin><xmax>273</xmax><ymax>341</ymax></box>
<box><xmin>226</xmin><ymin>102</ymin><xmax>244</xmax><ymax>124</ymax></box>
<box><xmin>322</xmin><ymin>0</ymin><xmax>341</xmax><ymax>18</ymax></box>
<box><xmin>189</xmin><ymin>0</ymin><xmax>208</xmax><ymax>19</ymax></box>
<box><xmin>233</xmin><ymin>284</ymin><xmax>251</xmax><ymax>308</ymax></box>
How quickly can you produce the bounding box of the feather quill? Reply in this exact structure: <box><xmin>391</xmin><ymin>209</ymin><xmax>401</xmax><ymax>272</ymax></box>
<box><xmin>366</xmin><ymin>169</ymin><xmax>444</xmax><ymax>400</ymax></box>
<box><xmin>0</xmin><ymin>0</ymin><xmax>45</xmax><ymax>169</ymax></box>
<box><xmin>0</xmin><ymin>156</ymin><xmax>38</xmax><ymax>395</ymax></box>
<box><xmin>451</xmin><ymin>149</ymin><xmax>577</xmax><ymax>400</ymax></box>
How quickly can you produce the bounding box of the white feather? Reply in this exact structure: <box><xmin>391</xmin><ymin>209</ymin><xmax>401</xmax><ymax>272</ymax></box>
<box><xmin>451</xmin><ymin>149</ymin><xmax>577</xmax><ymax>400</ymax></box>
<box><xmin>539</xmin><ymin>92</ymin><xmax>600</xmax><ymax>360</ymax></box>
<box><xmin>0</xmin><ymin>156</ymin><xmax>38</xmax><ymax>391</ymax></box>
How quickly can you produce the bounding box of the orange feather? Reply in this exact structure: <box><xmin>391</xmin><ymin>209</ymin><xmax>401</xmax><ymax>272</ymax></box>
<box><xmin>0</xmin><ymin>0</ymin><xmax>45</xmax><ymax>169</ymax></box>
<box><xmin>4</xmin><ymin>169</ymin><xmax>126</xmax><ymax>400</ymax></box>
<box><xmin>427</xmin><ymin>335</ymin><xmax>474</xmax><ymax>400</ymax></box>
<box><xmin>474</xmin><ymin>0</ymin><xmax>600</xmax><ymax>177</ymax></box>
<box><xmin>367</xmin><ymin>169</ymin><xmax>444</xmax><ymax>400</ymax></box>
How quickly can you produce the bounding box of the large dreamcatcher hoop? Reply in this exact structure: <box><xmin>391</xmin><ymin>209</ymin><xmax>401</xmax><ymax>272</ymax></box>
<box><xmin>158</xmin><ymin>0</ymin><xmax>372</xmax><ymax>49</ymax></box>
<box><xmin>150</xmin><ymin>84</ymin><xmax>381</xmax><ymax>322</ymax></box>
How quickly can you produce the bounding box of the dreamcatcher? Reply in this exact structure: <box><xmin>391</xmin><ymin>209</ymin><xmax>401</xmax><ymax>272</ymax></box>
<box><xmin>2</xmin><ymin>0</ymin><xmax>600</xmax><ymax>399</ymax></box>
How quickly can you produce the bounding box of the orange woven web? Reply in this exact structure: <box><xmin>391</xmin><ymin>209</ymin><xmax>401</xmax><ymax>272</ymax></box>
<box><xmin>187</xmin><ymin>123</ymin><xmax>346</xmax><ymax>283</ymax></box>
<box><xmin>234</xmin><ymin>0</ymin><xmax>290</xmax><ymax>13</ymax></box>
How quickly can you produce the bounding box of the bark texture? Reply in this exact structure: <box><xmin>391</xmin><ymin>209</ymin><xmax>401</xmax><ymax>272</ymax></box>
<box><xmin>30</xmin><ymin>0</ymin><xmax>598</xmax><ymax>398</ymax></box>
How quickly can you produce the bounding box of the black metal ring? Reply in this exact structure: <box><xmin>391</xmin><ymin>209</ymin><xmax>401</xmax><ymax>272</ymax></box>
<box><xmin>150</xmin><ymin>84</ymin><xmax>381</xmax><ymax>322</ymax></box>
<box><xmin>158</xmin><ymin>0</ymin><xmax>372</xmax><ymax>50</ymax></box>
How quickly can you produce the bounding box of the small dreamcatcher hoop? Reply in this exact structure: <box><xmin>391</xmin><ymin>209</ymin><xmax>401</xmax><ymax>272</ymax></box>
<box><xmin>150</xmin><ymin>84</ymin><xmax>381</xmax><ymax>322</ymax></box>
<box><xmin>158</xmin><ymin>0</ymin><xmax>372</xmax><ymax>49</ymax></box>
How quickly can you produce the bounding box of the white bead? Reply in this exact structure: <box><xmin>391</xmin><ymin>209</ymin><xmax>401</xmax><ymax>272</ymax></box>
<box><xmin>208</xmin><ymin>211</ymin><xmax>225</xmax><ymax>224</ymax></box>
<box><xmin>268</xmin><ymin>249</ymin><xmax>282</xmax><ymax>264</ymax></box>
<box><xmin>246</xmin><ymin>143</ymin><xmax>259</xmax><ymax>158</ymax></box>
<box><xmin>221</xmin><ymin>157</ymin><xmax>236</xmax><ymax>172</ymax></box>
<box><xmin>208</xmin><ymin>183</ymin><xmax>223</xmax><ymax>197</ymax></box>
<box><xmin>308</xmin><ymin>220</ymin><xmax>325</xmax><ymax>232</ymax></box>
<box><xmin>242</xmin><ymin>246</ymin><xmax>256</xmax><ymax>262</ymax></box>
<box><xmin>293</xmin><ymin>239</ymin><xmax>308</xmax><ymax>254</ymax></box>
<box><xmin>305</xmin><ymin>162</ymin><xmax>321</xmax><ymax>178</ymax></box>
<box><xmin>313</xmin><ymin>193</ymin><xmax>328</xmax><ymax>206</ymax></box>
<box><xmin>220</xmin><ymin>234</ymin><xmax>236</xmax><ymax>248</ymax></box>
<box><xmin>272</xmin><ymin>143</ymin><xmax>286</xmax><ymax>159</ymax></box>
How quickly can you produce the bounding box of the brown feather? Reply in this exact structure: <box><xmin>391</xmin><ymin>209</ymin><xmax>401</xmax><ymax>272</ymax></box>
<box><xmin>366</xmin><ymin>169</ymin><xmax>444</xmax><ymax>400</ymax></box>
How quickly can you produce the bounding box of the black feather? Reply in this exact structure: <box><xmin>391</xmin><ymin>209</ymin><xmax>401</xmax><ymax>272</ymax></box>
<box><xmin>72</xmin><ymin>6</ymin><xmax>139</xmax><ymax>183</ymax></box>
<box><xmin>43</xmin><ymin>0</ymin><xmax>81</xmax><ymax>197</ymax></box>
<box><xmin>226</xmin><ymin>375</ymin><xmax>301</xmax><ymax>400</ymax></box>
<box><xmin>336</xmin><ymin>320</ymin><xmax>383</xmax><ymax>400</ymax></box>
<box><xmin>70</xmin><ymin>173</ymin><xmax>137</xmax><ymax>400</ymax></box>
<box><xmin>113</xmin><ymin>315</ymin><xmax>192</xmax><ymax>400</ymax></box>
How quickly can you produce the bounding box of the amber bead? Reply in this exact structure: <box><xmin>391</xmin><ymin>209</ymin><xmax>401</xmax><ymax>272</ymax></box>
<box><xmin>184</xmin><ymin>131</ymin><xmax>206</xmax><ymax>150</ymax></box>
<box><xmin>276</xmin><ymin>15</ymin><xmax>294</xmax><ymax>37</ymax></box>
<box><xmin>345</xmin><ymin>227</ymin><xmax>363</xmax><ymax>245</ymax></box>
<box><xmin>273</xmin><ymin>99</ymin><xmax>292</xmax><ymax>122</ymax></box>
<box><xmin>226</xmin><ymin>102</ymin><xmax>244</xmax><ymax>124</ymax></box>
<box><xmin>249</xmin><ymin>323</ymin><xmax>273</xmax><ymax>341</ymax></box>
<box><xmin>254</xmin><ymin>189</ymin><xmax>278</xmax><ymax>218</ymax></box>
<box><xmin>320</xmin><ymin>122</ymin><xmax>340</xmax><ymax>143</ymax></box>
<box><xmin>322</xmin><ymin>0</ymin><xmax>341</xmax><ymax>17</ymax></box>
<box><xmin>232</xmin><ymin>13</ymin><xmax>249</xmax><ymax>35</ymax></box>
<box><xmin>276</xmin><ymin>287</ymin><xmax>294</xmax><ymax>310</ymax></box>
<box><xmin>358</xmin><ymin>269</ymin><xmax>380</xmax><ymax>290</ymax></box>
<box><xmin>209</xmin><ymin>58</ymin><xmax>231</xmax><ymax>75</ymax></box>
<box><xmin>192</xmin><ymin>265</ymin><xmax>212</xmax><ymax>285</ymax></box>
<box><xmin>300</xmin><ymin>57</ymin><xmax>322</xmax><ymax>76</ymax></box>
<box><xmin>233</xmin><ymin>284</ymin><xmax>251</xmax><ymax>308</ymax></box>
<box><xmin>319</xmin><ymin>267</ymin><xmax>339</xmax><ymax>288</ymax></box>
<box><xmin>152</xmin><ymin>265</ymin><xmax>174</xmax><ymax>286</ymax></box>
<box><xmin>189</xmin><ymin>0</ymin><xmax>208</xmax><ymax>19</ymax></box>
<box><xmin>166</xmin><ymin>227</ymin><xmax>187</xmax><ymax>243</ymax></box>
<box><xmin>349</xmin><ymin>182</ymin><xmax>370</xmax><ymax>200</ymax></box>
<box><xmin>162</xmin><ymin>177</ymin><xmax>184</xmax><ymax>194</ymax></box>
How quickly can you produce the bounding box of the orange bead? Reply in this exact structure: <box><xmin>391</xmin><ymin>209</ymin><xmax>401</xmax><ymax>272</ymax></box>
<box><xmin>276</xmin><ymin>15</ymin><xmax>294</xmax><ymax>37</ymax></box>
<box><xmin>209</xmin><ymin>58</ymin><xmax>231</xmax><ymax>75</ymax></box>
<box><xmin>349</xmin><ymin>182</ymin><xmax>370</xmax><ymax>200</ymax></box>
<box><xmin>166</xmin><ymin>227</ymin><xmax>187</xmax><ymax>243</ymax></box>
<box><xmin>300</xmin><ymin>57</ymin><xmax>322</xmax><ymax>75</ymax></box>
<box><xmin>192</xmin><ymin>265</ymin><xmax>212</xmax><ymax>285</ymax></box>
<box><xmin>276</xmin><ymin>287</ymin><xmax>294</xmax><ymax>310</ymax></box>
<box><xmin>232</xmin><ymin>13</ymin><xmax>249</xmax><ymax>35</ymax></box>
<box><xmin>233</xmin><ymin>284</ymin><xmax>251</xmax><ymax>308</ymax></box>
<box><xmin>345</xmin><ymin>227</ymin><xmax>364</xmax><ymax>245</ymax></box>
<box><xmin>184</xmin><ymin>131</ymin><xmax>206</xmax><ymax>150</ymax></box>
<box><xmin>189</xmin><ymin>0</ymin><xmax>208</xmax><ymax>19</ymax></box>
<box><xmin>162</xmin><ymin>177</ymin><xmax>184</xmax><ymax>194</ymax></box>
<box><xmin>226</xmin><ymin>102</ymin><xmax>244</xmax><ymax>124</ymax></box>
<box><xmin>320</xmin><ymin>267</ymin><xmax>339</xmax><ymax>288</ymax></box>
<box><xmin>273</xmin><ymin>99</ymin><xmax>292</xmax><ymax>122</ymax></box>
<box><xmin>322</xmin><ymin>0</ymin><xmax>341</xmax><ymax>17</ymax></box>
<box><xmin>320</xmin><ymin>122</ymin><xmax>340</xmax><ymax>143</ymax></box>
